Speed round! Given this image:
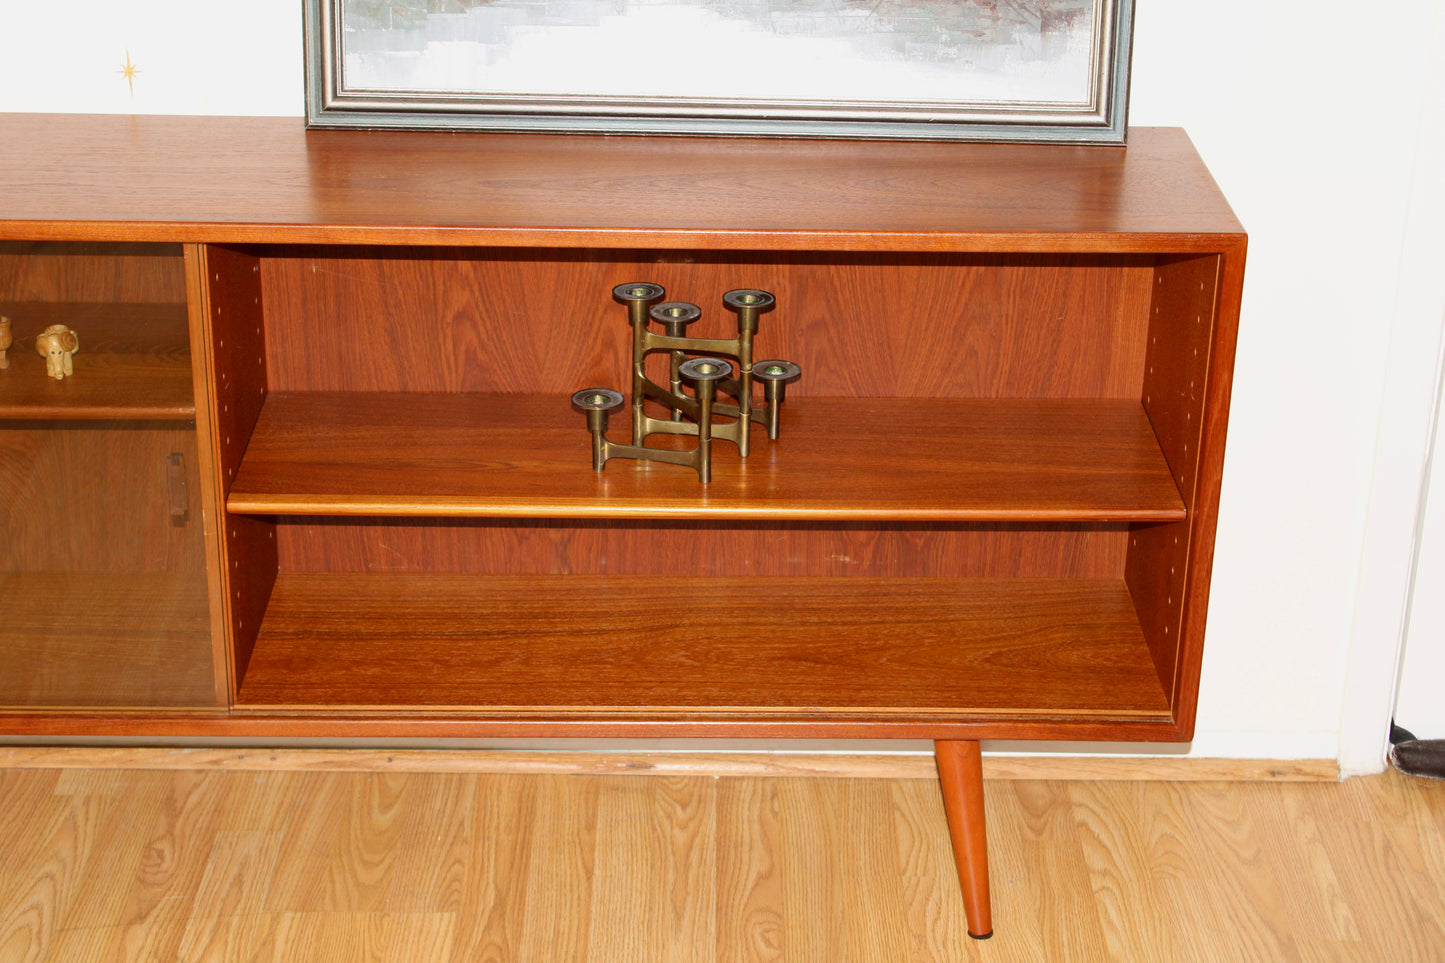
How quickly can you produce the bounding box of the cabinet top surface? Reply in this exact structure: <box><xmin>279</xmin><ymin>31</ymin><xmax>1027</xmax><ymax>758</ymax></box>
<box><xmin>0</xmin><ymin>113</ymin><xmax>1242</xmax><ymax>251</ymax></box>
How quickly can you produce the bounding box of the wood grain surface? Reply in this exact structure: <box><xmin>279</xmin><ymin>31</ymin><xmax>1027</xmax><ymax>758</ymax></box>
<box><xmin>232</xmin><ymin>573</ymin><xmax>1171</xmax><ymax>723</ymax></box>
<box><xmin>227</xmin><ymin>393</ymin><xmax>1185</xmax><ymax>521</ymax></box>
<box><xmin>1159</xmin><ymin>242</ymin><xmax>1247</xmax><ymax>744</ymax></box>
<box><xmin>0</xmin><ymin>421</ymin><xmax>205</xmax><ymax>573</ymax></box>
<box><xmin>935</xmin><ymin>740</ymin><xmax>992</xmax><ymax>938</ymax></box>
<box><xmin>0</xmin><ymin>118</ymin><xmax>1243</xmax><ymax>250</ymax></box>
<box><xmin>0</xmin><ymin>240</ymin><xmax>184</xmax><ymax>303</ymax></box>
<box><xmin>256</xmin><ymin>249</ymin><xmax>1154</xmax><ymax>399</ymax></box>
<box><xmin>187</xmin><ymin>243</ymin><xmax>277</xmax><ymax>697</ymax></box>
<box><xmin>0</xmin><ymin>572</ymin><xmax>215</xmax><ymax>708</ymax></box>
<box><xmin>272</xmin><ymin>518</ymin><xmax>1131</xmax><ymax>579</ymax></box>
<box><xmin>0</xmin><ymin>766</ymin><xmax>1438</xmax><ymax>961</ymax></box>
<box><xmin>0</xmin><ymin>746</ymin><xmax>1342</xmax><ymax>783</ymax></box>
<box><xmin>0</xmin><ymin>118</ymin><xmax>1248</xmax><ymax>760</ymax></box>
<box><xmin>1126</xmin><ymin>254</ymin><xmax>1223</xmax><ymax>695</ymax></box>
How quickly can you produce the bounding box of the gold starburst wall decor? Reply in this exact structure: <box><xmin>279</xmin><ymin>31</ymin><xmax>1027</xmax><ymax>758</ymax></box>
<box><xmin>118</xmin><ymin>50</ymin><xmax>140</xmax><ymax>97</ymax></box>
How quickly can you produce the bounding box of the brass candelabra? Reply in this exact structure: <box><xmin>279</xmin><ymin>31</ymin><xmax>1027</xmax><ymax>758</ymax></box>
<box><xmin>571</xmin><ymin>282</ymin><xmax>801</xmax><ymax>483</ymax></box>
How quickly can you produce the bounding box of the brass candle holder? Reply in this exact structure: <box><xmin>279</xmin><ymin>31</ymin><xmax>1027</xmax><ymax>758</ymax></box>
<box><xmin>571</xmin><ymin>282</ymin><xmax>801</xmax><ymax>483</ymax></box>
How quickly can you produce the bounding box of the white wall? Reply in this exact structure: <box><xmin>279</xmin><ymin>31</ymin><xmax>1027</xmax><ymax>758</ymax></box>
<box><xmin>1129</xmin><ymin>5</ymin><xmax>1440</xmax><ymax>763</ymax></box>
<box><xmin>1343</xmin><ymin>7</ymin><xmax>1445</xmax><ymax>770</ymax></box>
<box><xmin>1397</xmin><ymin>379</ymin><xmax>1445</xmax><ymax>739</ymax></box>
<box><xmin>1390</xmin><ymin>12</ymin><xmax>1445</xmax><ymax>741</ymax></box>
<box><xmin>0</xmin><ymin>1</ymin><xmax>302</xmax><ymax>116</ymax></box>
<box><xmin>3</xmin><ymin>1</ymin><xmax>1441</xmax><ymax>764</ymax></box>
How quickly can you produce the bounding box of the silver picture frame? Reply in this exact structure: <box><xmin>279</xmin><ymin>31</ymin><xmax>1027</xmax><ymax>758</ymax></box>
<box><xmin>304</xmin><ymin>0</ymin><xmax>1133</xmax><ymax>143</ymax></box>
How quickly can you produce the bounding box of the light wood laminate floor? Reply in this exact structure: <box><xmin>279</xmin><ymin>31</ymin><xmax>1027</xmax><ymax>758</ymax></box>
<box><xmin>0</xmin><ymin>763</ymin><xmax>1441</xmax><ymax>962</ymax></box>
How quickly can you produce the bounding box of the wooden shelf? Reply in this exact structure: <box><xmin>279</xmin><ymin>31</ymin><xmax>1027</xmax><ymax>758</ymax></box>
<box><xmin>0</xmin><ymin>572</ymin><xmax>214</xmax><ymax>708</ymax></box>
<box><xmin>234</xmin><ymin>573</ymin><xmax>1172</xmax><ymax>723</ymax></box>
<box><xmin>0</xmin><ymin>303</ymin><xmax>193</xmax><ymax>419</ymax></box>
<box><xmin>226</xmin><ymin>392</ymin><xmax>1185</xmax><ymax>521</ymax></box>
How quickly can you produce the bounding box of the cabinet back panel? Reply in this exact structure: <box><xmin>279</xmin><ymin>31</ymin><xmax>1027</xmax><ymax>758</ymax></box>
<box><xmin>258</xmin><ymin>249</ymin><xmax>1153</xmax><ymax>399</ymax></box>
<box><xmin>274</xmin><ymin>518</ymin><xmax>1128</xmax><ymax>579</ymax></box>
<box><xmin>0</xmin><ymin>242</ymin><xmax>185</xmax><ymax>304</ymax></box>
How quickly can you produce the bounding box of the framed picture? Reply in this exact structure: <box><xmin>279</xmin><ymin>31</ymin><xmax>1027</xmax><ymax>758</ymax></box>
<box><xmin>304</xmin><ymin>0</ymin><xmax>1133</xmax><ymax>143</ymax></box>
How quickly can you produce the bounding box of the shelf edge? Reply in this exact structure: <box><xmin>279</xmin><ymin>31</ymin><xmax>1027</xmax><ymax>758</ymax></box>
<box><xmin>0</xmin><ymin>406</ymin><xmax>196</xmax><ymax>421</ymax></box>
<box><xmin>223</xmin><ymin>493</ymin><xmax>1187</xmax><ymax>522</ymax></box>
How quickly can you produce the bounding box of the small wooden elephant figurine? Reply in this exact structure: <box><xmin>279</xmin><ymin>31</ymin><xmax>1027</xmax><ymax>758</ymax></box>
<box><xmin>0</xmin><ymin>316</ymin><xmax>11</xmax><ymax>369</ymax></box>
<box><xmin>36</xmin><ymin>324</ymin><xmax>79</xmax><ymax>380</ymax></box>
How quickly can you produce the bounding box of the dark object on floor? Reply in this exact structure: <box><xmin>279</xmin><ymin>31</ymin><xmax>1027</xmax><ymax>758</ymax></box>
<box><xmin>1389</xmin><ymin>723</ymin><xmax>1445</xmax><ymax>780</ymax></box>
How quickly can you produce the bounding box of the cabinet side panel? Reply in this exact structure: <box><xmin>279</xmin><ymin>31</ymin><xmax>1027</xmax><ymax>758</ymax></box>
<box><xmin>259</xmin><ymin>250</ymin><xmax>1153</xmax><ymax>399</ymax></box>
<box><xmin>1128</xmin><ymin>247</ymin><xmax>1243</xmax><ymax>737</ymax></box>
<box><xmin>1140</xmin><ymin>255</ymin><xmax>1222</xmax><ymax>505</ymax></box>
<box><xmin>1125</xmin><ymin>518</ymin><xmax>1190</xmax><ymax>719</ymax></box>
<box><xmin>274</xmin><ymin>520</ymin><xmax>1129</xmax><ymax>579</ymax></box>
<box><xmin>189</xmin><ymin>244</ymin><xmax>276</xmax><ymax>698</ymax></box>
<box><xmin>0</xmin><ymin>241</ymin><xmax>184</xmax><ymax>303</ymax></box>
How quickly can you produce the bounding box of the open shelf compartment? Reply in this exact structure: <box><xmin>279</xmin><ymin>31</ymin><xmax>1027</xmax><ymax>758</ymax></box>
<box><xmin>226</xmin><ymin>392</ymin><xmax>1186</xmax><ymax>521</ymax></box>
<box><xmin>233</xmin><ymin>572</ymin><xmax>1174</xmax><ymax>723</ymax></box>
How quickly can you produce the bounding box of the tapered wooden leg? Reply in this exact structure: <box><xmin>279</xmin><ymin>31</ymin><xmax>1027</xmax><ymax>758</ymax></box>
<box><xmin>935</xmin><ymin>739</ymin><xmax>993</xmax><ymax>939</ymax></box>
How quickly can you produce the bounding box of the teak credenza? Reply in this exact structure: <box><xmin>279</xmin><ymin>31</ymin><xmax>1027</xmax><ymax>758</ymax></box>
<box><xmin>0</xmin><ymin>115</ymin><xmax>1245</xmax><ymax>939</ymax></box>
